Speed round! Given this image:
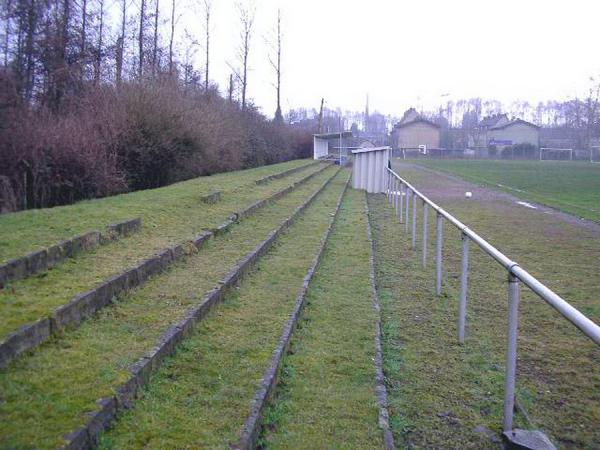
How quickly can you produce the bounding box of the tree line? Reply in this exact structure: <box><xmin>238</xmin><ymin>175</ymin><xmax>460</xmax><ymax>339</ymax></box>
<box><xmin>0</xmin><ymin>0</ymin><xmax>299</xmax><ymax>213</ymax></box>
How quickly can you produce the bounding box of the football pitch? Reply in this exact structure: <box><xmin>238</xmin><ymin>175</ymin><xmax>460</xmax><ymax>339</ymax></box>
<box><xmin>409</xmin><ymin>160</ymin><xmax>600</xmax><ymax>223</ymax></box>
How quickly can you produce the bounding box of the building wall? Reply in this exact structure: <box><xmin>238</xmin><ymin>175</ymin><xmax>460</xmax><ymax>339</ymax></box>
<box><xmin>489</xmin><ymin>123</ymin><xmax>539</xmax><ymax>148</ymax></box>
<box><xmin>395</xmin><ymin>122</ymin><xmax>440</xmax><ymax>149</ymax></box>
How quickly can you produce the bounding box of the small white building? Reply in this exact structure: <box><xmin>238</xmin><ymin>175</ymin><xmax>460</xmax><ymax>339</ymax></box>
<box><xmin>351</xmin><ymin>146</ymin><xmax>391</xmax><ymax>193</ymax></box>
<box><xmin>313</xmin><ymin>131</ymin><xmax>353</xmax><ymax>160</ymax></box>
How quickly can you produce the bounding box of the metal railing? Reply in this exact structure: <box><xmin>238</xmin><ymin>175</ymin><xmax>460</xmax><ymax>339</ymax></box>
<box><xmin>385</xmin><ymin>167</ymin><xmax>600</xmax><ymax>432</ymax></box>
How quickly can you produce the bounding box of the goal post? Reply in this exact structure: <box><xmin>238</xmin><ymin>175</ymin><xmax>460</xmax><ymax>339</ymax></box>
<box><xmin>539</xmin><ymin>147</ymin><xmax>573</xmax><ymax>161</ymax></box>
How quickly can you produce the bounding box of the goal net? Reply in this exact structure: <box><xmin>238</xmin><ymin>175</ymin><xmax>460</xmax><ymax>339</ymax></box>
<box><xmin>540</xmin><ymin>147</ymin><xmax>573</xmax><ymax>161</ymax></box>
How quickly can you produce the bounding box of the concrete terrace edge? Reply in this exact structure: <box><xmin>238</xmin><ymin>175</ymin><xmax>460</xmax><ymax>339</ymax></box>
<box><xmin>0</xmin><ymin>165</ymin><xmax>333</xmax><ymax>369</ymax></box>
<box><xmin>231</xmin><ymin>173</ymin><xmax>350</xmax><ymax>450</ymax></box>
<box><xmin>0</xmin><ymin>218</ymin><xmax>142</xmax><ymax>288</ymax></box>
<box><xmin>255</xmin><ymin>160</ymin><xmax>321</xmax><ymax>185</ymax></box>
<box><xmin>365</xmin><ymin>193</ymin><xmax>397</xmax><ymax>450</ymax></box>
<box><xmin>59</xmin><ymin>167</ymin><xmax>342</xmax><ymax>450</ymax></box>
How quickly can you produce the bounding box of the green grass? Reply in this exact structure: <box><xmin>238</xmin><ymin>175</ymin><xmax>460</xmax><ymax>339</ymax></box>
<box><xmin>97</xmin><ymin>170</ymin><xmax>350</xmax><ymax>449</ymax></box>
<box><xmin>0</xmin><ymin>159</ymin><xmax>315</xmax><ymax>263</ymax></box>
<box><xmin>0</xmin><ymin>161</ymin><xmax>324</xmax><ymax>339</ymax></box>
<box><xmin>260</xmin><ymin>189</ymin><xmax>383</xmax><ymax>450</ymax></box>
<box><xmin>370</xmin><ymin>166</ymin><xmax>599</xmax><ymax>449</ymax></box>
<box><xmin>408</xmin><ymin>159</ymin><xmax>600</xmax><ymax>222</ymax></box>
<box><xmin>0</xmin><ymin>166</ymin><xmax>340</xmax><ymax>449</ymax></box>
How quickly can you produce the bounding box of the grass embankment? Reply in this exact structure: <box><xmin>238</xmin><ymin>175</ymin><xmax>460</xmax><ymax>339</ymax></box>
<box><xmin>97</xmin><ymin>170</ymin><xmax>350</xmax><ymax>449</ymax></box>
<box><xmin>409</xmin><ymin>159</ymin><xmax>600</xmax><ymax>222</ymax></box>
<box><xmin>370</xmin><ymin>166</ymin><xmax>599</xmax><ymax>449</ymax></box>
<box><xmin>0</xmin><ymin>161</ymin><xmax>323</xmax><ymax>339</ymax></box>
<box><xmin>260</xmin><ymin>189</ymin><xmax>383</xmax><ymax>449</ymax></box>
<box><xmin>0</xmin><ymin>166</ymin><xmax>339</xmax><ymax>449</ymax></box>
<box><xmin>0</xmin><ymin>159</ymin><xmax>315</xmax><ymax>263</ymax></box>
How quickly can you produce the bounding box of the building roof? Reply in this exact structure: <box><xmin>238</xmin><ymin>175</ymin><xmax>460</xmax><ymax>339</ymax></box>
<box><xmin>313</xmin><ymin>131</ymin><xmax>353</xmax><ymax>139</ymax></box>
<box><xmin>479</xmin><ymin>114</ymin><xmax>508</xmax><ymax>128</ymax></box>
<box><xmin>490</xmin><ymin>118</ymin><xmax>540</xmax><ymax>130</ymax></box>
<box><xmin>393</xmin><ymin>117</ymin><xmax>441</xmax><ymax>130</ymax></box>
<box><xmin>398</xmin><ymin>108</ymin><xmax>420</xmax><ymax>125</ymax></box>
<box><xmin>351</xmin><ymin>146</ymin><xmax>391</xmax><ymax>154</ymax></box>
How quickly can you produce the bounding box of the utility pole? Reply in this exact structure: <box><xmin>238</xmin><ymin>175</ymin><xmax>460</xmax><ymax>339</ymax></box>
<box><xmin>318</xmin><ymin>98</ymin><xmax>324</xmax><ymax>133</ymax></box>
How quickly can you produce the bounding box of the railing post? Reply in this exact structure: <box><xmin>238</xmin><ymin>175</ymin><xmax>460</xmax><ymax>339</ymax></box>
<box><xmin>399</xmin><ymin>183</ymin><xmax>404</xmax><ymax>224</ymax></box>
<box><xmin>503</xmin><ymin>272</ymin><xmax>520</xmax><ymax>432</ymax></box>
<box><xmin>411</xmin><ymin>191</ymin><xmax>417</xmax><ymax>250</ymax></box>
<box><xmin>387</xmin><ymin>172</ymin><xmax>391</xmax><ymax>203</ymax></box>
<box><xmin>405</xmin><ymin>187</ymin><xmax>410</xmax><ymax>232</ymax></box>
<box><xmin>436</xmin><ymin>213</ymin><xmax>443</xmax><ymax>295</ymax></box>
<box><xmin>422</xmin><ymin>202</ymin><xmax>428</xmax><ymax>268</ymax></box>
<box><xmin>395</xmin><ymin>179</ymin><xmax>400</xmax><ymax>216</ymax></box>
<box><xmin>458</xmin><ymin>233</ymin><xmax>469</xmax><ymax>344</ymax></box>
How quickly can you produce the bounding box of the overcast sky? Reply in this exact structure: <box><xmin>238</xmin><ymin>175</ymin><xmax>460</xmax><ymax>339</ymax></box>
<box><xmin>180</xmin><ymin>0</ymin><xmax>600</xmax><ymax>117</ymax></box>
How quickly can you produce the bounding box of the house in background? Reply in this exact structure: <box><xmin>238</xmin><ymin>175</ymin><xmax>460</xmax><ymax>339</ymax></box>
<box><xmin>390</xmin><ymin>108</ymin><xmax>441</xmax><ymax>151</ymax></box>
<box><xmin>470</xmin><ymin>114</ymin><xmax>540</xmax><ymax>149</ymax></box>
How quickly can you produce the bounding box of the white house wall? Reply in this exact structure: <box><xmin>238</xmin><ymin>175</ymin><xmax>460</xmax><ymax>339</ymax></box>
<box><xmin>313</xmin><ymin>137</ymin><xmax>329</xmax><ymax>159</ymax></box>
<box><xmin>489</xmin><ymin>123</ymin><xmax>540</xmax><ymax>147</ymax></box>
<box><xmin>352</xmin><ymin>148</ymin><xmax>389</xmax><ymax>193</ymax></box>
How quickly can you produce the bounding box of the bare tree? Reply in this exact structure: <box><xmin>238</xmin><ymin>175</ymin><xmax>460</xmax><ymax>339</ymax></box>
<box><xmin>138</xmin><ymin>0</ymin><xmax>145</xmax><ymax>78</ymax></box>
<box><xmin>267</xmin><ymin>9</ymin><xmax>282</xmax><ymax>123</ymax></box>
<box><xmin>203</xmin><ymin>0</ymin><xmax>210</xmax><ymax>92</ymax></box>
<box><xmin>115</xmin><ymin>0</ymin><xmax>126</xmax><ymax>85</ymax></box>
<box><xmin>80</xmin><ymin>0</ymin><xmax>87</xmax><ymax>80</ymax></box>
<box><xmin>228</xmin><ymin>73</ymin><xmax>233</xmax><ymax>102</ymax></box>
<box><xmin>93</xmin><ymin>0</ymin><xmax>104</xmax><ymax>84</ymax></box>
<box><xmin>235</xmin><ymin>1</ymin><xmax>254</xmax><ymax>111</ymax></box>
<box><xmin>168</xmin><ymin>0</ymin><xmax>175</xmax><ymax>73</ymax></box>
<box><xmin>151</xmin><ymin>0</ymin><xmax>159</xmax><ymax>76</ymax></box>
<box><xmin>2</xmin><ymin>0</ymin><xmax>11</xmax><ymax>66</ymax></box>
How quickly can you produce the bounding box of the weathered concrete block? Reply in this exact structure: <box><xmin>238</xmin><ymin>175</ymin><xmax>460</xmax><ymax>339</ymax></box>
<box><xmin>58</xmin><ymin>239</ymin><xmax>74</xmax><ymax>259</ymax></box>
<box><xmin>4</xmin><ymin>257</ymin><xmax>27</xmax><ymax>281</ymax></box>
<box><xmin>502</xmin><ymin>429</ymin><xmax>557</xmax><ymax>450</ymax></box>
<box><xmin>85</xmin><ymin>397</ymin><xmax>117</xmax><ymax>445</ymax></box>
<box><xmin>106</xmin><ymin>218</ymin><xmax>142</xmax><ymax>238</ymax></box>
<box><xmin>81</xmin><ymin>231</ymin><xmax>101</xmax><ymax>250</ymax></box>
<box><xmin>191</xmin><ymin>231</ymin><xmax>212</xmax><ymax>248</ymax></box>
<box><xmin>130</xmin><ymin>357</ymin><xmax>153</xmax><ymax>387</ymax></box>
<box><xmin>88</xmin><ymin>280</ymin><xmax>114</xmax><ymax>311</ymax></box>
<box><xmin>46</xmin><ymin>244</ymin><xmax>64</xmax><ymax>267</ymax></box>
<box><xmin>213</xmin><ymin>219</ymin><xmax>234</xmax><ymax>236</ymax></box>
<box><xmin>54</xmin><ymin>291</ymin><xmax>95</xmax><ymax>328</ymax></box>
<box><xmin>62</xmin><ymin>427</ymin><xmax>90</xmax><ymax>450</ymax></box>
<box><xmin>220</xmin><ymin>267</ymin><xmax>241</xmax><ymax>289</ymax></box>
<box><xmin>169</xmin><ymin>244</ymin><xmax>185</xmax><ymax>261</ymax></box>
<box><xmin>104</xmin><ymin>273</ymin><xmax>127</xmax><ymax>298</ymax></box>
<box><xmin>116</xmin><ymin>376</ymin><xmax>139</xmax><ymax>409</ymax></box>
<box><xmin>122</xmin><ymin>267</ymin><xmax>140</xmax><ymax>290</ymax></box>
<box><xmin>186</xmin><ymin>289</ymin><xmax>222</xmax><ymax>322</ymax></box>
<box><xmin>136</xmin><ymin>256</ymin><xmax>162</xmax><ymax>280</ymax></box>
<box><xmin>0</xmin><ymin>318</ymin><xmax>53</xmax><ymax>368</ymax></box>
<box><xmin>25</xmin><ymin>249</ymin><xmax>48</xmax><ymax>274</ymax></box>
<box><xmin>156</xmin><ymin>249</ymin><xmax>173</xmax><ymax>271</ymax></box>
<box><xmin>200</xmin><ymin>191</ymin><xmax>221</xmax><ymax>204</ymax></box>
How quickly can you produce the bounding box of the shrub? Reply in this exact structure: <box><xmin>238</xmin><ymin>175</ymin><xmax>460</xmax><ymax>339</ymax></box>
<box><xmin>0</xmin><ymin>77</ymin><xmax>312</xmax><ymax>212</ymax></box>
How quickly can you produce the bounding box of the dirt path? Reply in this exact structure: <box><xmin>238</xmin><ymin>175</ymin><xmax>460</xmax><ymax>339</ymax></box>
<box><xmin>398</xmin><ymin>161</ymin><xmax>600</xmax><ymax>236</ymax></box>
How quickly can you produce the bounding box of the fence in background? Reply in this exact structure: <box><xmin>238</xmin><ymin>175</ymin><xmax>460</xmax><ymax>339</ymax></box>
<box><xmin>394</xmin><ymin>147</ymin><xmax>600</xmax><ymax>162</ymax></box>
<box><xmin>384</xmin><ymin>167</ymin><xmax>600</xmax><ymax>434</ymax></box>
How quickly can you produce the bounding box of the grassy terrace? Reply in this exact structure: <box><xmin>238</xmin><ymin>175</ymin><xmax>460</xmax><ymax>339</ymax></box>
<box><xmin>0</xmin><ymin>166</ymin><xmax>339</xmax><ymax>449</ymax></box>
<box><xmin>98</xmin><ymin>170</ymin><xmax>349</xmax><ymax>449</ymax></box>
<box><xmin>0</xmin><ymin>159</ymin><xmax>315</xmax><ymax>263</ymax></box>
<box><xmin>410</xmin><ymin>159</ymin><xmax>600</xmax><ymax>222</ymax></box>
<box><xmin>371</xmin><ymin>165</ymin><xmax>599</xmax><ymax>448</ymax></box>
<box><xmin>0</xmin><ymin>160</ymin><xmax>323</xmax><ymax>339</ymax></box>
<box><xmin>260</xmin><ymin>189</ymin><xmax>383</xmax><ymax>449</ymax></box>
